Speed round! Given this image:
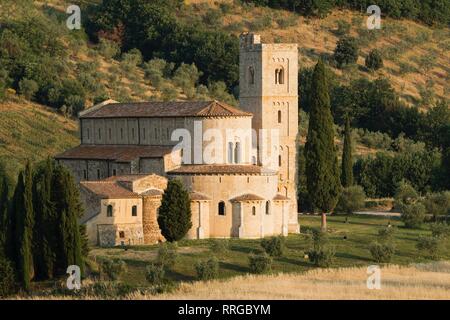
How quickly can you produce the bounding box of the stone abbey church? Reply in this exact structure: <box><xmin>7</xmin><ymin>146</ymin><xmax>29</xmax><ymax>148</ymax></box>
<box><xmin>56</xmin><ymin>33</ymin><xmax>299</xmax><ymax>246</ymax></box>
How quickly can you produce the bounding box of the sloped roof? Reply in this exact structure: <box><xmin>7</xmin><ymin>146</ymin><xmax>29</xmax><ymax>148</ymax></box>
<box><xmin>80</xmin><ymin>181</ymin><xmax>139</xmax><ymax>199</ymax></box>
<box><xmin>79</xmin><ymin>100</ymin><xmax>252</xmax><ymax>118</ymax></box>
<box><xmin>190</xmin><ymin>191</ymin><xmax>211</xmax><ymax>201</ymax></box>
<box><xmin>273</xmin><ymin>194</ymin><xmax>290</xmax><ymax>201</ymax></box>
<box><xmin>55</xmin><ymin>145</ymin><xmax>173</xmax><ymax>162</ymax></box>
<box><xmin>230</xmin><ymin>193</ymin><xmax>265</xmax><ymax>202</ymax></box>
<box><xmin>167</xmin><ymin>164</ymin><xmax>276</xmax><ymax>175</ymax></box>
<box><xmin>140</xmin><ymin>189</ymin><xmax>164</xmax><ymax>197</ymax></box>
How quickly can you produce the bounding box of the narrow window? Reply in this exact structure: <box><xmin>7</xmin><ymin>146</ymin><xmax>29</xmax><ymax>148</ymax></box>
<box><xmin>87</xmin><ymin>128</ymin><xmax>90</xmax><ymax>139</ymax></box>
<box><xmin>275</xmin><ymin>69</ymin><xmax>279</xmax><ymax>84</ymax></box>
<box><xmin>234</xmin><ymin>142</ymin><xmax>241</xmax><ymax>164</ymax></box>
<box><xmin>252</xmin><ymin>156</ymin><xmax>257</xmax><ymax>165</ymax></box>
<box><xmin>228</xmin><ymin>142</ymin><xmax>234</xmax><ymax>163</ymax></box>
<box><xmin>132</xmin><ymin>127</ymin><xmax>135</xmax><ymax>139</ymax></box>
<box><xmin>248</xmin><ymin>66</ymin><xmax>255</xmax><ymax>85</ymax></box>
<box><xmin>252</xmin><ymin>206</ymin><xmax>256</xmax><ymax>216</ymax></box>
<box><xmin>166</xmin><ymin>128</ymin><xmax>169</xmax><ymax>139</ymax></box>
<box><xmin>83</xmin><ymin>170</ymin><xmax>87</xmax><ymax>180</ymax></box>
<box><xmin>98</xmin><ymin>128</ymin><xmax>101</xmax><ymax>140</ymax></box>
<box><xmin>142</xmin><ymin>128</ymin><xmax>146</xmax><ymax>140</ymax></box>
<box><xmin>132</xmin><ymin>205</ymin><xmax>137</xmax><ymax>217</ymax></box>
<box><xmin>278</xmin><ymin>110</ymin><xmax>282</xmax><ymax>123</ymax></box>
<box><xmin>278</xmin><ymin>155</ymin><xmax>282</xmax><ymax>167</ymax></box>
<box><xmin>120</xmin><ymin>128</ymin><xmax>124</xmax><ymax>139</ymax></box>
<box><xmin>119</xmin><ymin>231</ymin><xmax>125</xmax><ymax>238</ymax></box>
<box><xmin>113</xmin><ymin>169</ymin><xmax>117</xmax><ymax>176</ymax></box>
<box><xmin>279</xmin><ymin>68</ymin><xmax>285</xmax><ymax>84</ymax></box>
<box><xmin>154</xmin><ymin>127</ymin><xmax>158</xmax><ymax>139</ymax></box>
<box><xmin>108</xmin><ymin>128</ymin><xmax>112</xmax><ymax>140</ymax></box>
<box><xmin>218</xmin><ymin>201</ymin><xmax>225</xmax><ymax>216</ymax></box>
<box><xmin>107</xmin><ymin>205</ymin><xmax>113</xmax><ymax>217</ymax></box>
<box><xmin>265</xmin><ymin>201</ymin><xmax>270</xmax><ymax>215</ymax></box>
<box><xmin>97</xmin><ymin>169</ymin><xmax>101</xmax><ymax>179</ymax></box>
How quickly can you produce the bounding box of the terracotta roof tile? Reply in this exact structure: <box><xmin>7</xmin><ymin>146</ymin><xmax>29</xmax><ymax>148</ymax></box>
<box><xmin>167</xmin><ymin>165</ymin><xmax>276</xmax><ymax>175</ymax></box>
<box><xmin>80</xmin><ymin>181</ymin><xmax>139</xmax><ymax>199</ymax></box>
<box><xmin>273</xmin><ymin>194</ymin><xmax>290</xmax><ymax>201</ymax></box>
<box><xmin>140</xmin><ymin>189</ymin><xmax>164</xmax><ymax>197</ymax></box>
<box><xmin>55</xmin><ymin>145</ymin><xmax>173</xmax><ymax>162</ymax></box>
<box><xmin>79</xmin><ymin>100</ymin><xmax>252</xmax><ymax>118</ymax></box>
<box><xmin>230</xmin><ymin>193</ymin><xmax>265</xmax><ymax>202</ymax></box>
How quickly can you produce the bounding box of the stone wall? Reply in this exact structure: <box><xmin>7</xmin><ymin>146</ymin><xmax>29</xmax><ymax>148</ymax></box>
<box><xmin>97</xmin><ymin>223</ymin><xmax>143</xmax><ymax>247</ymax></box>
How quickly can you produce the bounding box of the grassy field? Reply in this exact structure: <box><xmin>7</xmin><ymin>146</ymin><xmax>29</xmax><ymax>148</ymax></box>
<box><xmin>0</xmin><ymin>96</ymin><xmax>79</xmax><ymax>174</ymax></box>
<box><xmin>89</xmin><ymin>214</ymin><xmax>450</xmax><ymax>287</ymax></box>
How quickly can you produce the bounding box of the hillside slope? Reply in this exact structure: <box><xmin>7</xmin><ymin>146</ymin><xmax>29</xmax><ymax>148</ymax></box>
<box><xmin>0</xmin><ymin>95</ymin><xmax>79</xmax><ymax>174</ymax></box>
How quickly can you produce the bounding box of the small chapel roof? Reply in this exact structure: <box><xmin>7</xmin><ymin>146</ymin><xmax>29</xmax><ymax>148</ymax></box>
<box><xmin>80</xmin><ymin>181</ymin><xmax>139</xmax><ymax>199</ymax></box>
<box><xmin>190</xmin><ymin>191</ymin><xmax>211</xmax><ymax>201</ymax></box>
<box><xmin>230</xmin><ymin>193</ymin><xmax>265</xmax><ymax>202</ymax></box>
<box><xmin>79</xmin><ymin>100</ymin><xmax>252</xmax><ymax>119</ymax></box>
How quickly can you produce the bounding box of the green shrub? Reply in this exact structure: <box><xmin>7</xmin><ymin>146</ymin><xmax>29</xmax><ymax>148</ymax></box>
<box><xmin>156</xmin><ymin>242</ymin><xmax>178</xmax><ymax>268</ymax></box>
<box><xmin>334</xmin><ymin>20</ymin><xmax>351</xmax><ymax>36</ymax></box>
<box><xmin>401</xmin><ymin>202</ymin><xmax>426</xmax><ymax>229</ymax></box>
<box><xmin>335</xmin><ymin>185</ymin><xmax>366</xmax><ymax>214</ymax></box>
<box><xmin>394</xmin><ymin>180</ymin><xmax>419</xmax><ymax>209</ymax></box>
<box><xmin>369</xmin><ymin>242</ymin><xmax>395</xmax><ymax>263</ymax></box>
<box><xmin>97</xmin><ymin>38</ymin><xmax>120</xmax><ymax>60</ymax></box>
<box><xmin>0</xmin><ymin>257</ymin><xmax>16</xmax><ymax>297</ymax></box>
<box><xmin>209</xmin><ymin>239</ymin><xmax>229</xmax><ymax>254</ymax></box>
<box><xmin>248</xmin><ymin>252</ymin><xmax>272</xmax><ymax>274</ymax></box>
<box><xmin>145</xmin><ymin>263</ymin><xmax>165</xmax><ymax>285</ymax></box>
<box><xmin>195</xmin><ymin>256</ymin><xmax>219</xmax><ymax>281</ymax></box>
<box><xmin>100</xmin><ymin>259</ymin><xmax>127</xmax><ymax>281</ymax></box>
<box><xmin>260</xmin><ymin>236</ymin><xmax>286</xmax><ymax>257</ymax></box>
<box><xmin>365</xmin><ymin>49</ymin><xmax>383</xmax><ymax>70</ymax></box>
<box><xmin>378</xmin><ymin>227</ymin><xmax>396</xmax><ymax>242</ymax></box>
<box><xmin>423</xmin><ymin>191</ymin><xmax>450</xmax><ymax>218</ymax></box>
<box><xmin>307</xmin><ymin>229</ymin><xmax>335</xmax><ymax>267</ymax></box>
<box><xmin>430</xmin><ymin>223</ymin><xmax>450</xmax><ymax>239</ymax></box>
<box><xmin>333</xmin><ymin>36</ymin><xmax>358</xmax><ymax>68</ymax></box>
<box><xmin>19</xmin><ymin>78</ymin><xmax>39</xmax><ymax>100</ymax></box>
<box><xmin>417</xmin><ymin>236</ymin><xmax>440</xmax><ymax>260</ymax></box>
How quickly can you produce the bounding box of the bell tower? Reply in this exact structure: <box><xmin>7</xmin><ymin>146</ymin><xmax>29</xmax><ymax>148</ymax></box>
<box><xmin>239</xmin><ymin>33</ymin><xmax>299</xmax><ymax>233</ymax></box>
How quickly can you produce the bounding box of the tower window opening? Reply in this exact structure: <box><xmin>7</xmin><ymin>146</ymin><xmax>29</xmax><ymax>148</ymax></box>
<box><xmin>278</xmin><ymin>110</ymin><xmax>282</xmax><ymax>123</ymax></box>
<box><xmin>234</xmin><ymin>142</ymin><xmax>241</xmax><ymax>164</ymax></box>
<box><xmin>252</xmin><ymin>206</ymin><xmax>256</xmax><ymax>216</ymax></box>
<box><xmin>132</xmin><ymin>205</ymin><xmax>137</xmax><ymax>217</ymax></box>
<box><xmin>265</xmin><ymin>201</ymin><xmax>270</xmax><ymax>215</ymax></box>
<box><xmin>278</xmin><ymin>155</ymin><xmax>282</xmax><ymax>167</ymax></box>
<box><xmin>228</xmin><ymin>142</ymin><xmax>234</xmax><ymax>163</ymax></box>
<box><xmin>107</xmin><ymin>205</ymin><xmax>113</xmax><ymax>217</ymax></box>
<box><xmin>275</xmin><ymin>68</ymin><xmax>285</xmax><ymax>84</ymax></box>
<box><xmin>218</xmin><ymin>201</ymin><xmax>226</xmax><ymax>216</ymax></box>
<box><xmin>248</xmin><ymin>66</ymin><xmax>255</xmax><ymax>85</ymax></box>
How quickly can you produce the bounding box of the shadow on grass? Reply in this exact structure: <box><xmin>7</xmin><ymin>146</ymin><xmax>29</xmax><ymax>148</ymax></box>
<box><xmin>335</xmin><ymin>251</ymin><xmax>373</xmax><ymax>262</ymax></box>
<box><xmin>165</xmin><ymin>268</ymin><xmax>196</xmax><ymax>282</ymax></box>
<box><xmin>219</xmin><ymin>261</ymin><xmax>249</xmax><ymax>273</ymax></box>
<box><xmin>276</xmin><ymin>256</ymin><xmax>310</xmax><ymax>267</ymax></box>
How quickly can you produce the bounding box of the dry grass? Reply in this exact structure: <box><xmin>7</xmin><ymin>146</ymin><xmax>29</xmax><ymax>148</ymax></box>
<box><xmin>133</xmin><ymin>262</ymin><xmax>450</xmax><ymax>300</ymax></box>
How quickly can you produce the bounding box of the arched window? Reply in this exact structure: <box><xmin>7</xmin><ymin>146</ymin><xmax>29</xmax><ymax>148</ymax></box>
<box><xmin>132</xmin><ymin>205</ymin><xmax>137</xmax><ymax>217</ymax></box>
<box><xmin>107</xmin><ymin>205</ymin><xmax>113</xmax><ymax>217</ymax></box>
<box><xmin>252</xmin><ymin>206</ymin><xmax>256</xmax><ymax>216</ymax></box>
<box><xmin>234</xmin><ymin>142</ymin><xmax>241</xmax><ymax>164</ymax></box>
<box><xmin>278</xmin><ymin>68</ymin><xmax>285</xmax><ymax>84</ymax></box>
<box><xmin>248</xmin><ymin>66</ymin><xmax>255</xmax><ymax>85</ymax></box>
<box><xmin>278</xmin><ymin>110</ymin><xmax>282</xmax><ymax>123</ymax></box>
<box><xmin>265</xmin><ymin>201</ymin><xmax>270</xmax><ymax>215</ymax></box>
<box><xmin>218</xmin><ymin>201</ymin><xmax>225</xmax><ymax>216</ymax></box>
<box><xmin>275</xmin><ymin>68</ymin><xmax>285</xmax><ymax>84</ymax></box>
<box><xmin>228</xmin><ymin>142</ymin><xmax>234</xmax><ymax>163</ymax></box>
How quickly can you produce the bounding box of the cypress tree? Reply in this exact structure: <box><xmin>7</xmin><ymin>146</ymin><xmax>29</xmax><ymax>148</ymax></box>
<box><xmin>341</xmin><ymin>116</ymin><xmax>354</xmax><ymax>187</ymax></box>
<box><xmin>32</xmin><ymin>159</ymin><xmax>56</xmax><ymax>279</ymax></box>
<box><xmin>158</xmin><ymin>179</ymin><xmax>192</xmax><ymax>242</ymax></box>
<box><xmin>52</xmin><ymin>165</ymin><xmax>84</xmax><ymax>276</ymax></box>
<box><xmin>305</xmin><ymin>59</ymin><xmax>341</xmax><ymax>231</ymax></box>
<box><xmin>0</xmin><ymin>165</ymin><xmax>12</xmax><ymax>256</ymax></box>
<box><xmin>13</xmin><ymin>162</ymin><xmax>34</xmax><ymax>291</ymax></box>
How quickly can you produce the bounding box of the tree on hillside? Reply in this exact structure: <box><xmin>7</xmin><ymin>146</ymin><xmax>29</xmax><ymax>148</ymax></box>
<box><xmin>341</xmin><ymin>117</ymin><xmax>353</xmax><ymax>187</ymax></box>
<box><xmin>158</xmin><ymin>179</ymin><xmax>192</xmax><ymax>242</ymax></box>
<box><xmin>32</xmin><ymin>159</ymin><xmax>56</xmax><ymax>279</ymax></box>
<box><xmin>365</xmin><ymin>49</ymin><xmax>383</xmax><ymax>71</ymax></box>
<box><xmin>305</xmin><ymin>59</ymin><xmax>341</xmax><ymax>231</ymax></box>
<box><xmin>11</xmin><ymin>162</ymin><xmax>34</xmax><ymax>291</ymax></box>
<box><xmin>51</xmin><ymin>165</ymin><xmax>84</xmax><ymax>276</ymax></box>
<box><xmin>333</xmin><ymin>36</ymin><xmax>358</xmax><ymax>68</ymax></box>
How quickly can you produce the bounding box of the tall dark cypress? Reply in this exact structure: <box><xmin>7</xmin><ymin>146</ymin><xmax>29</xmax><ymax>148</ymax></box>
<box><xmin>341</xmin><ymin>116</ymin><xmax>354</xmax><ymax>187</ymax></box>
<box><xmin>52</xmin><ymin>165</ymin><xmax>84</xmax><ymax>276</ymax></box>
<box><xmin>13</xmin><ymin>162</ymin><xmax>34</xmax><ymax>291</ymax></box>
<box><xmin>305</xmin><ymin>59</ymin><xmax>341</xmax><ymax>231</ymax></box>
<box><xmin>33</xmin><ymin>159</ymin><xmax>56</xmax><ymax>279</ymax></box>
<box><xmin>0</xmin><ymin>166</ymin><xmax>11</xmax><ymax>256</ymax></box>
